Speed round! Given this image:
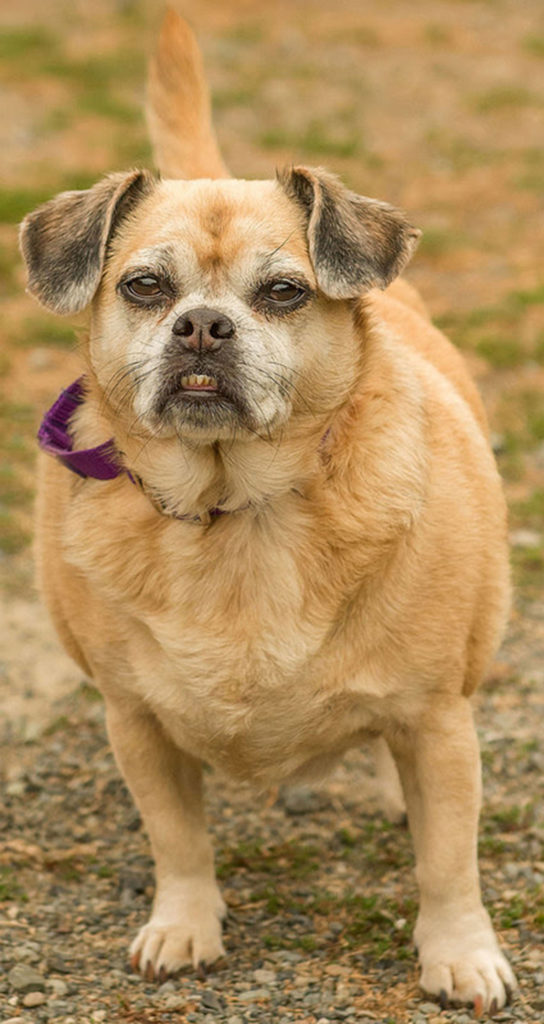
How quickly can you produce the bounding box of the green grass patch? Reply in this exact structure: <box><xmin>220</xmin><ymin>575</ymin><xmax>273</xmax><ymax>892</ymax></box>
<box><xmin>0</xmin><ymin>867</ymin><xmax>28</xmax><ymax>902</ymax></box>
<box><xmin>15</xmin><ymin>316</ymin><xmax>76</xmax><ymax>349</ymax></box>
<box><xmin>472</xmin><ymin>85</ymin><xmax>541</xmax><ymax>113</ymax></box>
<box><xmin>498</xmin><ymin>887</ymin><xmax>544</xmax><ymax>932</ymax></box>
<box><xmin>479</xmin><ymin>835</ymin><xmax>507</xmax><ymax>857</ymax></box>
<box><xmin>0</xmin><ymin>26</ymin><xmax>58</xmax><ymax>62</ymax></box>
<box><xmin>79</xmin><ymin>681</ymin><xmax>102</xmax><ymax>703</ymax></box>
<box><xmin>511</xmin><ymin>545</ymin><xmax>544</xmax><ymax>594</ymax></box>
<box><xmin>43</xmin><ymin>715</ymin><xmax>71</xmax><ymax>736</ymax></box>
<box><xmin>336</xmin><ymin>827</ymin><xmax>357</xmax><ymax>848</ymax></box>
<box><xmin>218</xmin><ymin>838</ymin><xmax>320</xmax><ymax>880</ymax></box>
<box><xmin>113</xmin><ymin>135</ymin><xmax>152</xmax><ymax>167</ymax></box>
<box><xmin>0</xmin><ymin>186</ymin><xmax>57</xmax><ymax>224</ymax></box>
<box><xmin>426</xmin><ymin>129</ymin><xmax>498</xmax><ymax>172</ymax></box>
<box><xmin>327</xmin><ymin>25</ymin><xmax>381</xmax><ymax>47</ymax></box>
<box><xmin>257</xmin><ymin>885</ymin><xmax>415</xmax><ymax>958</ymax></box>
<box><xmin>78</xmin><ymin>92</ymin><xmax>140</xmax><ymax>123</ymax></box>
<box><xmin>423</xmin><ymin>24</ymin><xmax>453</xmax><ymax>46</ymax></box>
<box><xmin>435</xmin><ymin>284</ymin><xmax>544</xmax><ymax>370</ymax></box>
<box><xmin>339</xmin><ymin>892</ymin><xmax>416</xmax><ymax>956</ymax></box>
<box><xmin>0</xmin><ymin>399</ymin><xmax>35</xmax><ymax>553</ymax></box>
<box><xmin>0</xmin><ymin>170</ymin><xmax>124</xmax><ymax>225</ymax></box>
<box><xmin>511</xmin><ymin>489</ymin><xmax>544</xmax><ymax>528</ymax></box>
<box><xmin>212</xmin><ymin>86</ymin><xmax>255</xmax><ymax>111</ymax></box>
<box><xmin>40</xmin><ymin>51</ymin><xmax>144</xmax><ymax>88</ymax></box>
<box><xmin>508</xmin><ymin>284</ymin><xmax>544</xmax><ymax>307</ymax></box>
<box><xmin>0</xmin><ymin>464</ymin><xmax>33</xmax><ymax>507</ymax></box>
<box><xmin>0</xmin><ymin>239</ymin><xmax>20</xmax><ymax>295</ymax></box>
<box><xmin>475</xmin><ymin>336</ymin><xmax>525</xmax><ymax>369</ymax></box>
<box><xmin>0</xmin><ymin>508</ymin><xmax>32</xmax><ymax>554</ymax></box>
<box><xmin>418</xmin><ymin>227</ymin><xmax>468</xmax><ymax>259</ymax></box>
<box><xmin>260</xmin><ymin>120</ymin><xmax>361</xmax><ymax>159</ymax></box>
<box><xmin>523</xmin><ymin>34</ymin><xmax>544</xmax><ymax>57</ymax></box>
<box><xmin>515</xmin><ymin>147</ymin><xmax>544</xmax><ymax>193</ymax></box>
<box><xmin>221</xmin><ymin>23</ymin><xmax>264</xmax><ymax>46</ymax></box>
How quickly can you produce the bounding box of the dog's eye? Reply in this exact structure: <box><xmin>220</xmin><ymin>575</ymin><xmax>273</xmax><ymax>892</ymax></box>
<box><xmin>124</xmin><ymin>276</ymin><xmax>163</xmax><ymax>298</ymax></box>
<box><xmin>261</xmin><ymin>280</ymin><xmax>306</xmax><ymax>305</ymax></box>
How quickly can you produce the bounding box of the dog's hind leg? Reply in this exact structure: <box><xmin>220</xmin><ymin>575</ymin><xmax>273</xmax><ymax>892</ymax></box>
<box><xmin>104</xmin><ymin>694</ymin><xmax>225</xmax><ymax>978</ymax></box>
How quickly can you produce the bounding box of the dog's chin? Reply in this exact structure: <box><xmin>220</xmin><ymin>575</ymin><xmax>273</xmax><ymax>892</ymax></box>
<box><xmin>152</xmin><ymin>390</ymin><xmax>258</xmax><ymax>442</ymax></box>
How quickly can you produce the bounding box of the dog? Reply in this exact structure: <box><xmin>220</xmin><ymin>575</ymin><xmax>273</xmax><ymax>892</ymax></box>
<box><xmin>20</xmin><ymin>9</ymin><xmax>516</xmax><ymax>1013</ymax></box>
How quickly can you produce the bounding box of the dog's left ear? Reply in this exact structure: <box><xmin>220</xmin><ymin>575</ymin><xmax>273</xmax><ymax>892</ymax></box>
<box><xmin>20</xmin><ymin>169</ymin><xmax>155</xmax><ymax>315</ymax></box>
<box><xmin>278</xmin><ymin>165</ymin><xmax>420</xmax><ymax>299</ymax></box>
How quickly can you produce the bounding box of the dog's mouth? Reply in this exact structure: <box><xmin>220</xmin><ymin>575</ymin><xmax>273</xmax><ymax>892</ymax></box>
<box><xmin>180</xmin><ymin>373</ymin><xmax>218</xmax><ymax>394</ymax></box>
<box><xmin>152</xmin><ymin>361</ymin><xmax>256</xmax><ymax>434</ymax></box>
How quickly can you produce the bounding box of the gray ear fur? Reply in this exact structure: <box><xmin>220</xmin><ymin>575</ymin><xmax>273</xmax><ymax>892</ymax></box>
<box><xmin>278</xmin><ymin>165</ymin><xmax>420</xmax><ymax>299</ymax></box>
<box><xmin>19</xmin><ymin>170</ymin><xmax>155</xmax><ymax>315</ymax></box>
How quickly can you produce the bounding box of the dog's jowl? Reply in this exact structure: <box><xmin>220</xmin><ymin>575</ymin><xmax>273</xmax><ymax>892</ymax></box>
<box><xmin>20</xmin><ymin>10</ymin><xmax>516</xmax><ymax>1013</ymax></box>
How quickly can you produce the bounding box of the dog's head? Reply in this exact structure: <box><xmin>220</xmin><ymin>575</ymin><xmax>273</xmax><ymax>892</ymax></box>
<box><xmin>20</xmin><ymin>167</ymin><xmax>419</xmax><ymax>445</ymax></box>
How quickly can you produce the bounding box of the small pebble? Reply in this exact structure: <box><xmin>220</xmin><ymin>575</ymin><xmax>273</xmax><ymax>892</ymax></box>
<box><xmin>201</xmin><ymin>989</ymin><xmax>223</xmax><ymax>1012</ymax></box>
<box><xmin>163</xmin><ymin>994</ymin><xmax>186</xmax><ymax>1010</ymax></box>
<box><xmin>23</xmin><ymin>991</ymin><xmax>46</xmax><ymax>1008</ymax></box>
<box><xmin>48</xmin><ymin>979</ymin><xmax>68</xmax><ymax>997</ymax></box>
<box><xmin>8</xmin><ymin>965</ymin><xmax>46</xmax><ymax>993</ymax></box>
<box><xmin>12</xmin><ymin>943</ymin><xmax>41</xmax><ymax>964</ymax></box>
<box><xmin>253</xmin><ymin>968</ymin><xmax>277</xmax><ymax>984</ymax></box>
<box><xmin>157</xmin><ymin>980</ymin><xmax>176</xmax><ymax>994</ymax></box>
<box><xmin>237</xmin><ymin>987</ymin><xmax>271</xmax><ymax>1001</ymax></box>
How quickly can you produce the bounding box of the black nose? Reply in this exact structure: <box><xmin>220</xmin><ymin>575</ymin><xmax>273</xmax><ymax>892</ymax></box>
<box><xmin>172</xmin><ymin>307</ymin><xmax>235</xmax><ymax>351</ymax></box>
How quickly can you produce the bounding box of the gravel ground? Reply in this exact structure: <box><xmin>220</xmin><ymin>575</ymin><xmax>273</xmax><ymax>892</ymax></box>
<box><xmin>1</xmin><ymin>601</ymin><xmax>543</xmax><ymax>1024</ymax></box>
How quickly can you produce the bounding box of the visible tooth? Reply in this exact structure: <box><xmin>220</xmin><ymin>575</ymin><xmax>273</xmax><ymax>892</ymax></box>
<box><xmin>180</xmin><ymin>374</ymin><xmax>217</xmax><ymax>388</ymax></box>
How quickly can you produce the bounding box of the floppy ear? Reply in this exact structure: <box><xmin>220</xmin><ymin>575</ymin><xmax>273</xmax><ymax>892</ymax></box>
<box><xmin>278</xmin><ymin>165</ymin><xmax>420</xmax><ymax>299</ymax></box>
<box><xmin>19</xmin><ymin>169</ymin><xmax>155</xmax><ymax>315</ymax></box>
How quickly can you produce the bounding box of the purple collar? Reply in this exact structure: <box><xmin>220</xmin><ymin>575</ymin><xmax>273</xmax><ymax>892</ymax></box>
<box><xmin>37</xmin><ymin>378</ymin><xmax>245</xmax><ymax>522</ymax></box>
<box><xmin>38</xmin><ymin>379</ymin><xmax>122</xmax><ymax>480</ymax></box>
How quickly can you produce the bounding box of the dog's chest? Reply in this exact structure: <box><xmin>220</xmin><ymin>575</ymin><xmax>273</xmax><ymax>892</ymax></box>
<box><xmin>79</xmin><ymin>505</ymin><xmax>377</xmax><ymax>780</ymax></box>
<box><xmin>68</xmin><ymin>496</ymin><xmax>387</xmax><ymax>781</ymax></box>
<box><xmin>134</xmin><ymin>528</ymin><xmax>359</xmax><ymax>776</ymax></box>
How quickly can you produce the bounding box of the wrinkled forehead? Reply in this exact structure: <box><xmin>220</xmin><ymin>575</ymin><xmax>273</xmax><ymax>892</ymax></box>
<box><xmin>109</xmin><ymin>178</ymin><xmax>314</xmax><ymax>285</ymax></box>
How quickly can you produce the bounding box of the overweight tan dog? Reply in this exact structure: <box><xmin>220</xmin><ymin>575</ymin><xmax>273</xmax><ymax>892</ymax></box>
<box><xmin>20</xmin><ymin>11</ymin><xmax>516</xmax><ymax>1014</ymax></box>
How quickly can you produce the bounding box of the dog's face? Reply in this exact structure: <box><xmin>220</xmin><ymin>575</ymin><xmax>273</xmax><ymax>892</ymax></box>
<box><xmin>21</xmin><ymin>168</ymin><xmax>419</xmax><ymax>445</ymax></box>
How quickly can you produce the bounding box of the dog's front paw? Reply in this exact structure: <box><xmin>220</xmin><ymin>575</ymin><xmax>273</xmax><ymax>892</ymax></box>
<box><xmin>416</xmin><ymin>910</ymin><xmax>516</xmax><ymax>1013</ymax></box>
<box><xmin>130</xmin><ymin>879</ymin><xmax>226</xmax><ymax>979</ymax></box>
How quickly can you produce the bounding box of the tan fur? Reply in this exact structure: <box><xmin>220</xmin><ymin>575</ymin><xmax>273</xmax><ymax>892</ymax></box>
<box><xmin>26</xmin><ymin>12</ymin><xmax>516</xmax><ymax>1010</ymax></box>
<box><xmin>146</xmin><ymin>10</ymin><xmax>228</xmax><ymax>179</ymax></box>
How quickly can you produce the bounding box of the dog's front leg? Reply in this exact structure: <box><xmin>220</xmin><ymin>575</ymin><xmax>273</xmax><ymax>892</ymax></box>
<box><xmin>104</xmin><ymin>697</ymin><xmax>226</xmax><ymax>979</ymax></box>
<box><xmin>388</xmin><ymin>697</ymin><xmax>516</xmax><ymax>1013</ymax></box>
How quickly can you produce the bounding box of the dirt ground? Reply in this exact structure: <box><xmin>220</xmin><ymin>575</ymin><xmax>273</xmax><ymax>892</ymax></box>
<box><xmin>0</xmin><ymin>1</ymin><xmax>543</xmax><ymax>1022</ymax></box>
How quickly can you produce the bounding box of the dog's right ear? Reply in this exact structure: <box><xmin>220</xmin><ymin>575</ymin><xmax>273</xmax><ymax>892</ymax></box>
<box><xmin>19</xmin><ymin>170</ymin><xmax>155</xmax><ymax>315</ymax></box>
<box><xmin>279</xmin><ymin>166</ymin><xmax>420</xmax><ymax>299</ymax></box>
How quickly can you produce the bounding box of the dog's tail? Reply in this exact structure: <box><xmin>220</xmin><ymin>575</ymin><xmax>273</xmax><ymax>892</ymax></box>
<box><xmin>146</xmin><ymin>9</ymin><xmax>229</xmax><ymax>179</ymax></box>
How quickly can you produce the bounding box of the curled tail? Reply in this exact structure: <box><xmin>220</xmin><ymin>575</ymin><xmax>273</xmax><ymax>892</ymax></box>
<box><xmin>146</xmin><ymin>9</ymin><xmax>229</xmax><ymax>179</ymax></box>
